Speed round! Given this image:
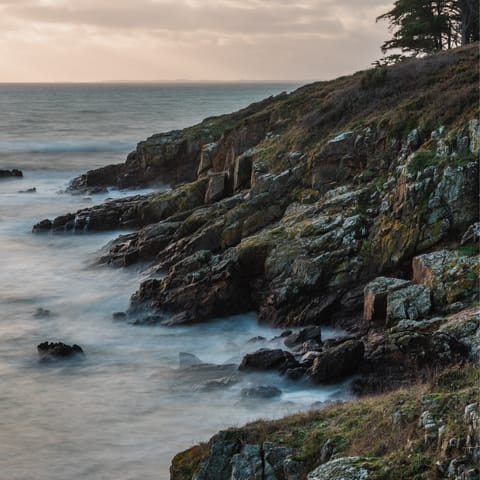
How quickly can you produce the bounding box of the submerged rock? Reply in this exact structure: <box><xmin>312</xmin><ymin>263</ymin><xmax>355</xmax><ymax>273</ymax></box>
<box><xmin>37</xmin><ymin>341</ymin><xmax>84</xmax><ymax>361</ymax></box>
<box><xmin>0</xmin><ymin>169</ymin><xmax>23</xmax><ymax>178</ymax></box>
<box><xmin>179</xmin><ymin>352</ymin><xmax>203</xmax><ymax>367</ymax></box>
<box><xmin>240</xmin><ymin>385</ymin><xmax>282</xmax><ymax>399</ymax></box>
<box><xmin>33</xmin><ymin>308</ymin><xmax>52</xmax><ymax>318</ymax></box>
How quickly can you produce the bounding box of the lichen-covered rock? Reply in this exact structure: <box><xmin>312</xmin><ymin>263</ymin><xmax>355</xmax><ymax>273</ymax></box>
<box><xmin>412</xmin><ymin>250</ymin><xmax>479</xmax><ymax>310</ymax></box>
<box><xmin>230</xmin><ymin>444</ymin><xmax>263</xmax><ymax>480</ymax></box>
<box><xmin>465</xmin><ymin>403</ymin><xmax>480</xmax><ymax>467</ymax></box>
<box><xmin>363</xmin><ymin>277</ymin><xmax>411</xmax><ymax>322</ymax></box>
<box><xmin>386</xmin><ymin>283</ymin><xmax>432</xmax><ymax>325</ymax></box>
<box><xmin>34</xmin><ymin>178</ymin><xmax>209</xmax><ymax>233</ymax></box>
<box><xmin>307</xmin><ymin>457</ymin><xmax>370</xmax><ymax>480</ymax></box>
<box><xmin>193</xmin><ymin>430</ymin><xmax>243</xmax><ymax>480</ymax></box>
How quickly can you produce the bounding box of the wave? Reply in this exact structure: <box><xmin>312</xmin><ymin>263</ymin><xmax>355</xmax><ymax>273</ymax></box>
<box><xmin>0</xmin><ymin>141</ymin><xmax>134</xmax><ymax>154</ymax></box>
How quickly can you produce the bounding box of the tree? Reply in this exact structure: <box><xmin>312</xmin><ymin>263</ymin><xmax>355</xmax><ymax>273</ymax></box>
<box><xmin>377</xmin><ymin>0</ymin><xmax>479</xmax><ymax>62</ymax></box>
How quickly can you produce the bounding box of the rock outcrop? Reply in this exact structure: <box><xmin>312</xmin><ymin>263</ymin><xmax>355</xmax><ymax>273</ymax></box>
<box><xmin>29</xmin><ymin>45</ymin><xmax>480</xmax><ymax>479</ymax></box>
<box><xmin>37</xmin><ymin>341</ymin><xmax>84</xmax><ymax>361</ymax></box>
<box><xmin>0</xmin><ymin>168</ymin><xmax>23</xmax><ymax>178</ymax></box>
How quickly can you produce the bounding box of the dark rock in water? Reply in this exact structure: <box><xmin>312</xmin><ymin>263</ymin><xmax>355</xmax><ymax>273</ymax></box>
<box><xmin>194</xmin><ymin>376</ymin><xmax>238</xmax><ymax>391</ymax></box>
<box><xmin>239</xmin><ymin>348</ymin><xmax>298</xmax><ymax>374</ymax></box>
<box><xmin>285</xmin><ymin>367</ymin><xmax>307</xmax><ymax>380</ymax></box>
<box><xmin>284</xmin><ymin>326</ymin><xmax>322</xmax><ymax>349</ymax></box>
<box><xmin>0</xmin><ymin>169</ymin><xmax>23</xmax><ymax>178</ymax></box>
<box><xmin>247</xmin><ymin>336</ymin><xmax>266</xmax><ymax>343</ymax></box>
<box><xmin>85</xmin><ymin>186</ymin><xmax>108</xmax><ymax>195</ymax></box>
<box><xmin>241</xmin><ymin>385</ymin><xmax>282</xmax><ymax>399</ymax></box>
<box><xmin>18</xmin><ymin>187</ymin><xmax>36</xmax><ymax>193</ymax></box>
<box><xmin>33</xmin><ymin>308</ymin><xmax>52</xmax><ymax>318</ymax></box>
<box><xmin>307</xmin><ymin>340</ymin><xmax>364</xmax><ymax>383</ymax></box>
<box><xmin>179</xmin><ymin>352</ymin><xmax>203</xmax><ymax>366</ymax></box>
<box><xmin>298</xmin><ymin>339</ymin><xmax>323</xmax><ymax>354</ymax></box>
<box><xmin>112</xmin><ymin>311</ymin><xmax>127</xmax><ymax>320</ymax></box>
<box><xmin>32</xmin><ymin>219</ymin><xmax>53</xmax><ymax>232</ymax></box>
<box><xmin>37</xmin><ymin>341</ymin><xmax>84</xmax><ymax>361</ymax></box>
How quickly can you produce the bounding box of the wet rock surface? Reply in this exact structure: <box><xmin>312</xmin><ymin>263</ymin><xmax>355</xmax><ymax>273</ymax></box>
<box><xmin>239</xmin><ymin>349</ymin><xmax>298</xmax><ymax>374</ymax></box>
<box><xmin>0</xmin><ymin>168</ymin><xmax>23</xmax><ymax>178</ymax></box>
<box><xmin>37</xmin><ymin>341</ymin><xmax>84</xmax><ymax>361</ymax></box>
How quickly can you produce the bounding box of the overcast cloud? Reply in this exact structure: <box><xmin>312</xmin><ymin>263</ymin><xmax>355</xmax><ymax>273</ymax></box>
<box><xmin>0</xmin><ymin>0</ymin><xmax>393</xmax><ymax>82</ymax></box>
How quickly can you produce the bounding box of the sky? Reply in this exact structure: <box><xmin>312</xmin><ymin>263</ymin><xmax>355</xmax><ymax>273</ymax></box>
<box><xmin>0</xmin><ymin>0</ymin><xmax>394</xmax><ymax>82</ymax></box>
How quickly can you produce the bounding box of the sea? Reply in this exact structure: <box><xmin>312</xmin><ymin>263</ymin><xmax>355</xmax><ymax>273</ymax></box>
<box><xmin>0</xmin><ymin>83</ymin><xmax>352</xmax><ymax>480</ymax></box>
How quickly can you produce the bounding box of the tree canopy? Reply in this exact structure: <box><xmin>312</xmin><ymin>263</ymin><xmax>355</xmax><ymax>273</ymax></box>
<box><xmin>377</xmin><ymin>0</ymin><xmax>479</xmax><ymax>63</ymax></box>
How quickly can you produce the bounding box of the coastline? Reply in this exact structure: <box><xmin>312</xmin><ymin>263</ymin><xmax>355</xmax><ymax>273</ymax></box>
<box><xmin>28</xmin><ymin>44</ymin><xmax>480</xmax><ymax>479</ymax></box>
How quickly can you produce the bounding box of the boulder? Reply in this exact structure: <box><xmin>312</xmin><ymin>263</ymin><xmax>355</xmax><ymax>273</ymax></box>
<box><xmin>363</xmin><ymin>277</ymin><xmax>410</xmax><ymax>322</ymax></box>
<box><xmin>239</xmin><ymin>349</ymin><xmax>298</xmax><ymax>374</ymax></box>
<box><xmin>307</xmin><ymin>457</ymin><xmax>369</xmax><ymax>480</ymax></box>
<box><xmin>37</xmin><ymin>341</ymin><xmax>84</xmax><ymax>361</ymax></box>
<box><xmin>412</xmin><ymin>250</ymin><xmax>480</xmax><ymax>310</ymax></box>
<box><xmin>179</xmin><ymin>352</ymin><xmax>203</xmax><ymax>366</ymax></box>
<box><xmin>308</xmin><ymin>340</ymin><xmax>364</xmax><ymax>383</ymax></box>
<box><xmin>0</xmin><ymin>168</ymin><xmax>23</xmax><ymax>178</ymax></box>
<box><xmin>386</xmin><ymin>283</ymin><xmax>432</xmax><ymax>324</ymax></box>
<box><xmin>284</xmin><ymin>326</ymin><xmax>322</xmax><ymax>349</ymax></box>
<box><xmin>240</xmin><ymin>386</ymin><xmax>282</xmax><ymax>399</ymax></box>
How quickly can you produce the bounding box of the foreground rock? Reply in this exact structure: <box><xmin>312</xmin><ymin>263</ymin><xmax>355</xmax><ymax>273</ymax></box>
<box><xmin>239</xmin><ymin>349</ymin><xmax>298</xmax><ymax>374</ymax></box>
<box><xmin>0</xmin><ymin>169</ymin><xmax>23</xmax><ymax>178</ymax></box>
<box><xmin>170</xmin><ymin>364</ymin><xmax>479</xmax><ymax>480</ymax></box>
<box><xmin>308</xmin><ymin>340</ymin><xmax>364</xmax><ymax>383</ymax></box>
<box><xmin>37</xmin><ymin>342</ymin><xmax>84</xmax><ymax>361</ymax></box>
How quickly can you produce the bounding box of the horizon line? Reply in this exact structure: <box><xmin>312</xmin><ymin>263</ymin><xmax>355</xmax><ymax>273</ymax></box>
<box><xmin>0</xmin><ymin>79</ymin><xmax>314</xmax><ymax>85</ymax></box>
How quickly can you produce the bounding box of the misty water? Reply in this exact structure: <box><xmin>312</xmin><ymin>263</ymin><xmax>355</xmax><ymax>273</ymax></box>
<box><xmin>0</xmin><ymin>84</ymin><xmax>352</xmax><ymax>479</ymax></box>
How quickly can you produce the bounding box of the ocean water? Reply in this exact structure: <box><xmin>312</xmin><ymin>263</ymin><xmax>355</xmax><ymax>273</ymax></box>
<box><xmin>0</xmin><ymin>83</ymin><xmax>352</xmax><ymax>480</ymax></box>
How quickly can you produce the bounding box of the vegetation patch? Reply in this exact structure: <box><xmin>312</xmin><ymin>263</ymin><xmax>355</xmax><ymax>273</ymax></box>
<box><xmin>407</xmin><ymin>150</ymin><xmax>438</xmax><ymax>175</ymax></box>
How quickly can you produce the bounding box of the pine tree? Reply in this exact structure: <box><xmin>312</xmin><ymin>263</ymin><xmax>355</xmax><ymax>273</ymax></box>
<box><xmin>377</xmin><ymin>0</ymin><xmax>479</xmax><ymax>63</ymax></box>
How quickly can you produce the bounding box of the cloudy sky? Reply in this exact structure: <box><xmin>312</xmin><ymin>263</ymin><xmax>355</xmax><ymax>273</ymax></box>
<box><xmin>0</xmin><ymin>0</ymin><xmax>393</xmax><ymax>82</ymax></box>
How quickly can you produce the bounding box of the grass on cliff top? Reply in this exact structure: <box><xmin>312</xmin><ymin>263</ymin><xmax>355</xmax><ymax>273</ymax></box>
<box><xmin>172</xmin><ymin>44</ymin><xmax>479</xmax><ymax>179</ymax></box>
<box><xmin>172</xmin><ymin>364</ymin><xmax>479</xmax><ymax>480</ymax></box>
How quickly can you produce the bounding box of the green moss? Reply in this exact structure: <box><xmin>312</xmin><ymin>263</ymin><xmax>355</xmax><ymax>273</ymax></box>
<box><xmin>170</xmin><ymin>444</ymin><xmax>209</xmax><ymax>480</ymax></box>
<box><xmin>407</xmin><ymin>150</ymin><xmax>438</xmax><ymax>175</ymax></box>
<box><xmin>457</xmin><ymin>245</ymin><xmax>479</xmax><ymax>257</ymax></box>
<box><xmin>450</xmin><ymin>151</ymin><xmax>478</xmax><ymax>167</ymax></box>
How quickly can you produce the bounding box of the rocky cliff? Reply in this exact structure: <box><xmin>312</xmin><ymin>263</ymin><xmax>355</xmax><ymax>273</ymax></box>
<box><xmin>32</xmin><ymin>44</ymin><xmax>479</xmax><ymax>479</ymax></box>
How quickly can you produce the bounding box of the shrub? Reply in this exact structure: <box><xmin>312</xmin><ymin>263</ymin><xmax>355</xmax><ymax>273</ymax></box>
<box><xmin>407</xmin><ymin>150</ymin><xmax>437</xmax><ymax>175</ymax></box>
